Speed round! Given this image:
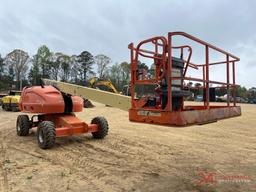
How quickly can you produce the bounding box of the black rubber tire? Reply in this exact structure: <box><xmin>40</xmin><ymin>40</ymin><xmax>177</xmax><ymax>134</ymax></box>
<box><xmin>91</xmin><ymin>116</ymin><xmax>109</xmax><ymax>139</ymax></box>
<box><xmin>2</xmin><ymin>104</ymin><xmax>9</xmax><ymax>111</ymax></box>
<box><xmin>16</xmin><ymin>115</ymin><xmax>30</xmax><ymax>136</ymax></box>
<box><xmin>37</xmin><ymin>121</ymin><xmax>56</xmax><ymax>149</ymax></box>
<box><xmin>12</xmin><ymin>106</ymin><xmax>19</xmax><ymax>112</ymax></box>
<box><xmin>4</xmin><ymin>104</ymin><xmax>11</xmax><ymax>111</ymax></box>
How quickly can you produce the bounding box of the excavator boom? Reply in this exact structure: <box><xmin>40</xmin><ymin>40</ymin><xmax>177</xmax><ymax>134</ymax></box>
<box><xmin>87</xmin><ymin>77</ymin><xmax>119</xmax><ymax>94</ymax></box>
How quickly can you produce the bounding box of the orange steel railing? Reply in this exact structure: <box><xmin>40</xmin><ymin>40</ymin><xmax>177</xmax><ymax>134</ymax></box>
<box><xmin>168</xmin><ymin>32</ymin><xmax>239</xmax><ymax>110</ymax></box>
<box><xmin>129</xmin><ymin>32</ymin><xmax>240</xmax><ymax>111</ymax></box>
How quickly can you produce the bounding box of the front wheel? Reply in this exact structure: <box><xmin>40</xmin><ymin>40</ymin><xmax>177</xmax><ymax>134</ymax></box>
<box><xmin>16</xmin><ymin>115</ymin><xmax>30</xmax><ymax>136</ymax></box>
<box><xmin>37</xmin><ymin>121</ymin><xmax>56</xmax><ymax>149</ymax></box>
<box><xmin>91</xmin><ymin>117</ymin><xmax>109</xmax><ymax>139</ymax></box>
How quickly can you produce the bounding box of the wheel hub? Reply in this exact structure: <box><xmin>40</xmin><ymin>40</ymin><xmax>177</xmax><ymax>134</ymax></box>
<box><xmin>17</xmin><ymin>124</ymin><xmax>20</xmax><ymax>132</ymax></box>
<box><xmin>39</xmin><ymin>131</ymin><xmax>44</xmax><ymax>143</ymax></box>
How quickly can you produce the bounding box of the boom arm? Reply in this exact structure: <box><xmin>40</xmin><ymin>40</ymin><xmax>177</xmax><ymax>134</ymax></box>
<box><xmin>42</xmin><ymin>79</ymin><xmax>131</xmax><ymax>111</ymax></box>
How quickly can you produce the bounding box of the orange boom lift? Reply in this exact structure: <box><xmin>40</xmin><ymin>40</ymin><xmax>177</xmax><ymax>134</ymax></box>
<box><xmin>17</xmin><ymin>85</ymin><xmax>108</xmax><ymax>149</ymax></box>
<box><xmin>128</xmin><ymin>32</ymin><xmax>241</xmax><ymax>126</ymax></box>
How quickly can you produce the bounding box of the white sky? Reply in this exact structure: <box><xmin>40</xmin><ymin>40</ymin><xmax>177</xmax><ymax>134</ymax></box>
<box><xmin>0</xmin><ymin>0</ymin><xmax>255</xmax><ymax>87</ymax></box>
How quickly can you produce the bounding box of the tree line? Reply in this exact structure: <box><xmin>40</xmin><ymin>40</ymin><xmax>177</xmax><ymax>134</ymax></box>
<box><xmin>0</xmin><ymin>45</ymin><xmax>131</xmax><ymax>91</ymax></box>
<box><xmin>0</xmin><ymin>46</ymin><xmax>255</xmax><ymax>102</ymax></box>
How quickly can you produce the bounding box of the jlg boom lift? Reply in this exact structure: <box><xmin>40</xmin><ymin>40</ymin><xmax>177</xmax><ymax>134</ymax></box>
<box><xmin>38</xmin><ymin>31</ymin><xmax>241</xmax><ymax>134</ymax></box>
<box><xmin>17</xmin><ymin>85</ymin><xmax>109</xmax><ymax>149</ymax></box>
<box><xmin>18</xmin><ymin>31</ymin><xmax>241</xmax><ymax>149</ymax></box>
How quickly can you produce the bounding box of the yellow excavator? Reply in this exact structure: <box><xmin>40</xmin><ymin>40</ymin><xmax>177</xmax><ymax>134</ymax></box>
<box><xmin>87</xmin><ymin>77</ymin><xmax>119</xmax><ymax>94</ymax></box>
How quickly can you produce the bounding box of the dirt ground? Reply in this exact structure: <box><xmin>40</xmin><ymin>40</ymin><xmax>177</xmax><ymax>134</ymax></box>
<box><xmin>0</xmin><ymin>102</ymin><xmax>255</xmax><ymax>192</ymax></box>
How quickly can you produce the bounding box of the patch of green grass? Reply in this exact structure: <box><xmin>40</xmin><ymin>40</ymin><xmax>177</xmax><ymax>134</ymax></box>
<box><xmin>3</xmin><ymin>159</ymin><xmax>11</xmax><ymax>164</ymax></box>
<box><xmin>61</xmin><ymin>172</ymin><xmax>66</xmax><ymax>177</ymax></box>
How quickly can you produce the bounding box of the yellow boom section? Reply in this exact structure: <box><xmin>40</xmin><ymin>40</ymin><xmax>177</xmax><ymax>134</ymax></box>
<box><xmin>42</xmin><ymin>79</ymin><xmax>131</xmax><ymax>111</ymax></box>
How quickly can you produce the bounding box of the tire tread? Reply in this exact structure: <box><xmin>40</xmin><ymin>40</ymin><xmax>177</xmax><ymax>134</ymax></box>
<box><xmin>91</xmin><ymin>116</ymin><xmax>109</xmax><ymax>139</ymax></box>
<box><xmin>37</xmin><ymin>121</ymin><xmax>56</xmax><ymax>149</ymax></box>
<box><xmin>17</xmin><ymin>115</ymin><xmax>30</xmax><ymax>136</ymax></box>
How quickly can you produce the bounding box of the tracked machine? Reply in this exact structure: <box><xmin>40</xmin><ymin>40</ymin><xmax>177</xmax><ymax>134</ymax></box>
<box><xmin>87</xmin><ymin>77</ymin><xmax>119</xmax><ymax>94</ymax></box>
<box><xmin>16</xmin><ymin>85</ymin><xmax>109</xmax><ymax>149</ymax></box>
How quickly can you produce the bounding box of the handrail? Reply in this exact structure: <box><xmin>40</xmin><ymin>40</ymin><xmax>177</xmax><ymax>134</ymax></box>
<box><xmin>172</xmin><ymin>45</ymin><xmax>193</xmax><ymax>76</ymax></box>
<box><xmin>134</xmin><ymin>36</ymin><xmax>167</xmax><ymax>81</ymax></box>
<box><xmin>172</xmin><ymin>76</ymin><xmax>239</xmax><ymax>86</ymax></box>
<box><xmin>168</xmin><ymin>31</ymin><xmax>239</xmax><ymax>108</ymax></box>
<box><xmin>196</xmin><ymin>59</ymin><xmax>238</xmax><ymax>67</ymax></box>
<box><xmin>129</xmin><ymin>31</ymin><xmax>240</xmax><ymax>111</ymax></box>
<box><xmin>169</xmin><ymin>31</ymin><xmax>240</xmax><ymax>61</ymax></box>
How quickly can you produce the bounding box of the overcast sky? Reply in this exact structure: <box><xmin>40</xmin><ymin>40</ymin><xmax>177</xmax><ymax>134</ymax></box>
<box><xmin>0</xmin><ymin>0</ymin><xmax>255</xmax><ymax>87</ymax></box>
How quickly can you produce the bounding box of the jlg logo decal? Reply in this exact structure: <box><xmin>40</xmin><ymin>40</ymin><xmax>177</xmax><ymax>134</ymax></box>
<box><xmin>137</xmin><ymin>110</ymin><xmax>161</xmax><ymax>117</ymax></box>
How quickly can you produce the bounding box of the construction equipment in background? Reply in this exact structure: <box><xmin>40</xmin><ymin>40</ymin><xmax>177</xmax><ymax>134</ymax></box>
<box><xmin>128</xmin><ymin>31</ymin><xmax>241</xmax><ymax>125</ymax></box>
<box><xmin>88</xmin><ymin>76</ymin><xmax>131</xmax><ymax>96</ymax></box>
<box><xmin>87</xmin><ymin>76</ymin><xmax>131</xmax><ymax>96</ymax></box>
<box><xmin>0</xmin><ymin>93</ymin><xmax>8</xmax><ymax>106</ymax></box>
<box><xmin>17</xmin><ymin>85</ymin><xmax>109</xmax><ymax>149</ymax></box>
<box><xmin>43</xmin><ymin>31</ymin><xmax>241</xmax><ymax>126</ymax></box>
<box><xmin>87</xmin><ymin>77</ymin><xmax>119</xmax><ymax>94</ymax></box>
<box><xmin>1</xmin><ymin>90</ymin><xmax>21</xmax><ymax>112</ymax></box>
<box><xmin>86</xmin><ymin>77</ymin><xmax>120</xmax><ymax>107</ymax></box>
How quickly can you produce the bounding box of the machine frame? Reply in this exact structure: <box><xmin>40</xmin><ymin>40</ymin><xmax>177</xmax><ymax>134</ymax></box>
<box><xmin>17</xmin><ymin>85</ymin><xmax>109</xmax><ymax>149</ymax></box>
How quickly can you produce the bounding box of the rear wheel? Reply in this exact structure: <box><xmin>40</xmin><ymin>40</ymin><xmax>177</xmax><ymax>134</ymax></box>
<box><xmin>91</xmin><ymin>117</ymin><xmax>109</xmax><ymax>139</ymax></box>
<box><xmin>5</xmin><ymin>104</ymin><xmax>11</xmax><ymax>111</ymax></box>
<box><xmin>2</xmin><ymin>104</ymin><xmax>9</xmax><ymax>111</ymax></box>
<box><xmin>12</xmin><ymin>106</ymin><xmax>19</xmax><ymax>112</ymax></box>
<box><xmin>16</xmin><ymin>115</ymin><xmax>30</xmax><ymax>136</ymax></box>
<box><xmin>37</xmin><ymin>121</ymin><xmax>56</xmax><ymax>149</ymax></box>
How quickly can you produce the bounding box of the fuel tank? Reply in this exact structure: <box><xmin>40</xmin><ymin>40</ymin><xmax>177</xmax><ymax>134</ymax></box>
<box><xmin>19</xmin><ymin>85</ymin><xmax>83</xmax><ymax>113</ymax></box>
